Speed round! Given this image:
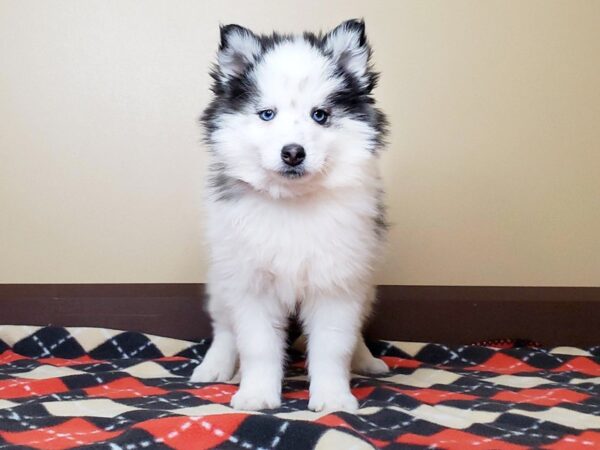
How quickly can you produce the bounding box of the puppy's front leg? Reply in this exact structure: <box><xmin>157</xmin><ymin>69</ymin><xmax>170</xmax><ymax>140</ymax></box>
<box><xmin>230</xmin><ymin>295</ymin><xmax>286</xmax><ymax>411</ymax></box>
<box><xmin>303</xmin><ymin>292</ymin><xmax>363</xmax><ymax>412</ymax></box>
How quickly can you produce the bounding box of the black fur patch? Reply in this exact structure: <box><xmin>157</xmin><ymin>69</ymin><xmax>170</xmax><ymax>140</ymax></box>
<box><xmin>207</xmin><ymin>162</ymin><xmax>246</xmax><ymax>201</ymax></box>
<box><xmin>374</xmin><ymin>190</ymin><xmax>389</xmax><ymax>239</ymax></box>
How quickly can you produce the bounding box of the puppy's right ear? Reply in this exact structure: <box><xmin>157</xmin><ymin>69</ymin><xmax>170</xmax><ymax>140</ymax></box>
<box><xmin>217</xmin><ymin>24</ymin><xmax>262</xmax><ymax>80</ymax></box>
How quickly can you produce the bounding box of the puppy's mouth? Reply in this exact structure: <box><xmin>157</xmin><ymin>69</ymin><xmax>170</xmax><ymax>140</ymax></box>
<box><xmin>278</xmin><ymin>166</ymin><xmax>306</xmax><ymax>179</ymax></box>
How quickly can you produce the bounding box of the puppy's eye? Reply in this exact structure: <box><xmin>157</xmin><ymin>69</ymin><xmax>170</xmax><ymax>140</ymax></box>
<box><xmin>258</xmin><ymin>109</ymin><xmax>276</xmax><ymax>121</ymax></box>
<box><xmin>311</xmin><ymin>109</ymin><xmax>329</xmax><ymax>125</ymax></box>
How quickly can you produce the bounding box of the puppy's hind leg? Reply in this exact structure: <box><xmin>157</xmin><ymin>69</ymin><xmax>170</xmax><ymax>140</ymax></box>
<box><xmin>191</xmin><ymin>300</ymin><xmax>238</xmax><ymax>383</ymax></box>
<box><xmin>351</xmin><ymin>287</ymin><xmax>388</xmax><ymax>375</ymax></box>
<box><xmin>351</xmin><ymin>336</ymin><xmax>389</xmax><ymax>375</ymax></box>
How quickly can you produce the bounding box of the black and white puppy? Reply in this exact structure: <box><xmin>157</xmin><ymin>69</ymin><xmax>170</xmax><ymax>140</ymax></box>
<box><xmin>191</xmin><ymin>20</ymin><xmax>389</xmax><ymax>412</ymax></box>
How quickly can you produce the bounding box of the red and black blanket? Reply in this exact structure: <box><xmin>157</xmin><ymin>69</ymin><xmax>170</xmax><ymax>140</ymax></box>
<box><xmin>0</xmin><ymin>326</ymin><xmax>598</xmax><ymax>449</ymax></box>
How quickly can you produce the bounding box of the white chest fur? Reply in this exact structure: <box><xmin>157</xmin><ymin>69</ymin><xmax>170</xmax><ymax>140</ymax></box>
<box><xmin>205</xmin><ymin>185</ymin><xmax>382</xmax><ymax>307</ymax></box>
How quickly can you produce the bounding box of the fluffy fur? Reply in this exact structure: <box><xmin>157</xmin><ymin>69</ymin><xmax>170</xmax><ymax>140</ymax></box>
<box><xmin>191</xmin><ymin>19</ymin><xmax>389</xmax><ymax>412</ymax></box>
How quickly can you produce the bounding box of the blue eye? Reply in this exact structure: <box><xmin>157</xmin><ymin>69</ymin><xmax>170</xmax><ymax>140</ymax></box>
<box><xmin>311</xmin><ymin>109</ymin><xmax>329</xmax><ymax>125</ymax></box>
<box><xmin>258</xmin><ymin>109</ymin><xmax>276</xmax><ymax>121</ymax></box>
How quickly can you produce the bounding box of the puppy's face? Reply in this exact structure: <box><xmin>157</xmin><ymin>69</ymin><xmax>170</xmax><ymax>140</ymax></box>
<box><xmin>204</xmin><ymin>20</ymin><xmax>386</xmax><ymax>198</ymax></box>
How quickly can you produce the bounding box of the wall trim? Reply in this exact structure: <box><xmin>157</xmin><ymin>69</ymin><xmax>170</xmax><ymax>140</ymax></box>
<box><xmin>0</xmin><ymin>284</ymin><xmax>598</xmax><ymax>346</ymax></box>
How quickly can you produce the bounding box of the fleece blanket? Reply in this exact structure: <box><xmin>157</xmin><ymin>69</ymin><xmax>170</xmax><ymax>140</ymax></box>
<box><xmin>0</xmin><ymin>326</ymin><xmax>598</xmax><ymax>449</ymax></box>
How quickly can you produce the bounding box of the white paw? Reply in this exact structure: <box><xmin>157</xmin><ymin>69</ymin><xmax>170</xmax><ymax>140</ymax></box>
<box><xmin>309</xmin><ymin>390</ymin><xmax>359</xmax><ymax>412</ymax></box>
<box><xmin>190</xmin><ymin>358</ymin><xmax>236</xmax><ymax>383</ymax></box>
<box><xmin>230</xmin><ymin>386</ymin><xmax>281</xmax><ymax>410</ymax></box>
<box><xmin>352</xmin><ymin>355</ymin><xmax>389</xmax><ymax>375</ymax></box>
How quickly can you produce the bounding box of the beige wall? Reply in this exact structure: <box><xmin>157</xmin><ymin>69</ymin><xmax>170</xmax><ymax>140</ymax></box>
<box><xmin>1</xmin><ymin>0</ymin><xmax>599</xmax><ymax>286</ymax></box>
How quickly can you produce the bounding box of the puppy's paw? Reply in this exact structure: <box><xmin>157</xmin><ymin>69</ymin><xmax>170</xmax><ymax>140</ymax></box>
<box><xmin>190</xmin><ymin>358</ymin><xmax>236</xmax><ymax>383</ymax></box>
<box><xmin>352</xmin><ymin>355</ymin><xmax>389</xmax><ymax>375</ymax></box>
<box><xmin>308</xmin><ymin>389</ymin><xmax>359</xmax><ymax>412</ymax></box>
<box><xmin>231</xmin><ymin>387</ymin><xmax>281</xmax><ymax>411</ymax></box>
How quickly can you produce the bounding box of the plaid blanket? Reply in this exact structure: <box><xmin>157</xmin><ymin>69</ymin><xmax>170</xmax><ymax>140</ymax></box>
<box><xmin>0</xmin><ymin>326</ymin><xmax>598</xmax><ymax>449</ymax></box>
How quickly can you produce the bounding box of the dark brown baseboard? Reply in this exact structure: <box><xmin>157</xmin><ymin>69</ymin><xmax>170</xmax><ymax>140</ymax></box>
<box><xmin>0</xmin><ymin>284</ymin><xmax>598</xmax><ymax>346</ymax></box>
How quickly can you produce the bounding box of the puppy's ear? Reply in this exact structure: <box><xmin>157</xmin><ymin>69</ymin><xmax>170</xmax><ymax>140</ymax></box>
<box><xmin>217</xmin><ymin>24</ymin><xmax>262</xmax><ymax>79</ymax></box>
<box><xmin>324</xmin><ymin>19</ymin><xmax>371</xmax><ymax>86</ymax></box>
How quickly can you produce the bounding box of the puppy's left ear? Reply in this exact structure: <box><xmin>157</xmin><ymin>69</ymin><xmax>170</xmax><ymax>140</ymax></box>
<box><xmin>324</xmin><ymin>19</ymin><xmax>371</xmax><ymax>86</ymax></box>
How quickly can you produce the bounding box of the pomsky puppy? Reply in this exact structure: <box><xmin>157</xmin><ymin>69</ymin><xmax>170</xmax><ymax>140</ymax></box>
<box><xmin>191</xmin><ymin>19</ymin><xmax>389</xmax><ymax>412</ymax></box>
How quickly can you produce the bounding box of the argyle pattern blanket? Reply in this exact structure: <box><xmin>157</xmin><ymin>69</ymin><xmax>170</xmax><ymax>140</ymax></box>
<box><xmin>0</xmin><ymin>326</ymin><xmax>599</xmax><ymax>449</ymax></box>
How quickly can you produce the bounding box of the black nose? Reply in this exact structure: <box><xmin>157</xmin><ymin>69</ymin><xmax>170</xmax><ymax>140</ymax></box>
<box><xmin>281</xmin><ymin>144</ymin><xmax>305</xmax><ymax>167</ymax></box>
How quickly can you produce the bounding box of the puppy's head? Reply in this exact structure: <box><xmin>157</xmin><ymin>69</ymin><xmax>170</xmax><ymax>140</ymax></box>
<box><xmin>203</xmin><ymin>20</ymin><xmax>387</xmax><ymax>199</ymax></box>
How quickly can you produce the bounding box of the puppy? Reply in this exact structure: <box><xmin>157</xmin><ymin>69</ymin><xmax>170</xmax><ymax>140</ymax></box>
<box><xmin>191</xmin><ymin>19</ymin><xmax>389</xmax><ymax>412</ymax></box>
